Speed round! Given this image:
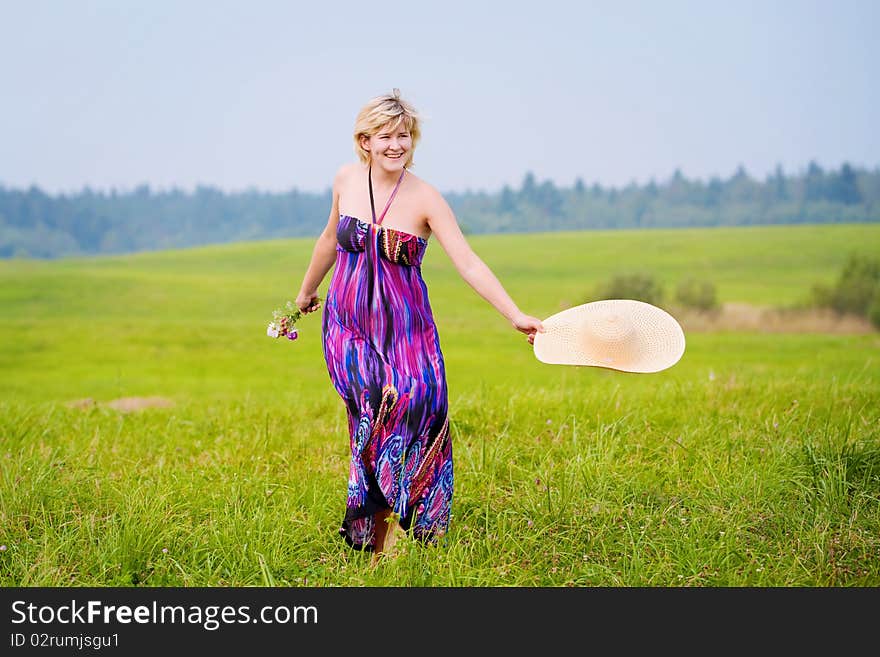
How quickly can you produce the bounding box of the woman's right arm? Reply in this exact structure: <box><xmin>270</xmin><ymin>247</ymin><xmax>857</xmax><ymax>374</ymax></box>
<box><xmin>295</xmin><ymin>166</ymin><xmax>346</xmax><ymax>314</ymax></box>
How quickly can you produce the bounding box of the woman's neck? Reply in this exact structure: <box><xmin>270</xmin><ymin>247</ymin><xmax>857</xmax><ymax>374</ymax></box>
<box><xmin>368</xmin><ymin>161</ymin><xmax>405</xmax><ymax>189</ymax></box>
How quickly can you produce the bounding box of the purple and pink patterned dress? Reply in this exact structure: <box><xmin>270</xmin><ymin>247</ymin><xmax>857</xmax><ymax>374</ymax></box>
<box><xmin>321</xmin><ymin>167</ymin><xmax>453</xmax><ymax>551</ymax></box>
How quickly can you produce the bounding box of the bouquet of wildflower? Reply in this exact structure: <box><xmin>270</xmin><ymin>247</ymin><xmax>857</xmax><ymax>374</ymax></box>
<box><xmin>267</xmin><ymin>299</ymin><xmax>318</xmax><ymax>342</ymax></box>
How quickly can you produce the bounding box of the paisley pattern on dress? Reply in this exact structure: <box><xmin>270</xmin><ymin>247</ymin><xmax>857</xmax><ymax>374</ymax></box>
<box><xmin>322</xmin><ymin>202</ymin><xmax>453</xmax><ymax>551</ymax></box>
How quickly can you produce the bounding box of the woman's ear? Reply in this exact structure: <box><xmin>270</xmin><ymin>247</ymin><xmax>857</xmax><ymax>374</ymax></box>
<box><xmin>359</xmin><ymin>134</ymin><xmax>370</xmax><ymax>153</ymax></box>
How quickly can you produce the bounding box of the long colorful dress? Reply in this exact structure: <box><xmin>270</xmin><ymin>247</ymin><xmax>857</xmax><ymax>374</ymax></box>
<box><xmin>321</xmin><ymin>168</ymin><xmax>453</xmax><ymax>551</ymax></box>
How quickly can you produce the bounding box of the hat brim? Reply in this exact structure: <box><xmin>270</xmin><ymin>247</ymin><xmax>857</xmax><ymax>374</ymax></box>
<box><xmin>533</xmin><ymin>299</ymin><xmax>686</xmax><ymax>373</ymax></box>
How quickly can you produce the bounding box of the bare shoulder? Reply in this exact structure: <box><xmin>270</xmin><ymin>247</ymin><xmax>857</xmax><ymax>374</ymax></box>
<box><xmin>405</xmin><ymin>172</ymin><xmax>448</xmax><ymax>216</ymax></box>
<box><xmin>334</xmin><ymin>162</ymin><xmax>361</xmax><ymax>188</ymax></box>
<box><xmin>331</xmin><ymin>162</ymin><xmax>365</xmax><ymax>210</ymax></box>
<box><xmin>323</xmin><ymin>163</ymin><xmax>361</xmax><ymax>227</ymax></box>
<box><xmin>408</xmin><ymin>173</ymin><xmax>472</xmax><ymax>264</ymax></box>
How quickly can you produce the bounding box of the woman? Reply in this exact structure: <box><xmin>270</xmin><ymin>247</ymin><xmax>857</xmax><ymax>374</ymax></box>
<box><xmin>295</xmin><ymin>88</ymin><xmax>544</xmax><ymax>564</ymax></box>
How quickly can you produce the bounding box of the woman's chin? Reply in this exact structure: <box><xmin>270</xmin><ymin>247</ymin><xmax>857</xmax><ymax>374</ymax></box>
<box><xmin>376</xmin><ymin>158</ymin><xmax>407</xmax><ymax>171</ymax></box>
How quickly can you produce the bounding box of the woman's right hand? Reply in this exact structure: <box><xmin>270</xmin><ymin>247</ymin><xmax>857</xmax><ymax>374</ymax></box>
<box><xmin>511</xmin><ymin>311</ymin><xmax>545</xmax><ymax>345</ymax></box>
<box><xmin>296</xmin><ymin>291</ymin><xmax>322</xmax><ymax>314</ymax></box>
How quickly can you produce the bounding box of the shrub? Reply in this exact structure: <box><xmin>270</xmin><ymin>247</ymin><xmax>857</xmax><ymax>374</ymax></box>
<box><xmin>810</xmin><ymin>282</ymin><xmax>833</xmax><ymax>310</ymax></box>
<box><xmin>591</xmin><ymin>272</ymin><xmax>664</xmax><ymax>306</ymax></box>
<box><xmin>812</xmin><ymin>253</ymin><xmax>880</xmax><ymax>318</ymax></box>
<box><xmin>675</xmin><ymin>277</ymin><xmax>719</xmax><ymax>311</ymax></box>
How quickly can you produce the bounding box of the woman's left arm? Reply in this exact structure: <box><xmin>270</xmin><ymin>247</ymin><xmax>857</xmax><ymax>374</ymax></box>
<box><xmin>426</xmin><ymin>187</ymin><xmax>545</xmax><ymax>343</ymax></box>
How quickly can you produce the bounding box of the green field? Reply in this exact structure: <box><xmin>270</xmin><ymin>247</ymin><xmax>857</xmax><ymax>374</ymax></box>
<box><xmin>1</xmin><ymin>223</ymin><xmax>878</xmax><ymax>586</ymax></box>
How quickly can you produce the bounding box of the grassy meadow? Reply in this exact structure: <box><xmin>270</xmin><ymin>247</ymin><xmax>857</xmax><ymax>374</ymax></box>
<box><xmin>1</xmin><ymin>222</ymin><xmax>878</xmax><ymax>586</ymax></box>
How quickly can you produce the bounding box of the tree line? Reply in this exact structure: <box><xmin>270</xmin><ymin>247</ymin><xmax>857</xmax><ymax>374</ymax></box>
<box><xmin>1</xmin><ymin>161</ymin><xmax>878</xmax><ymax>258</ymax></box>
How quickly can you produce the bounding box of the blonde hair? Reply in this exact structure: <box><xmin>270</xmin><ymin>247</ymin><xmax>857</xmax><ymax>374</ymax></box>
<box><xmin>353</xmin><ymin>88</ymin><xmax>422</xmax><ymax>168</ymax></box>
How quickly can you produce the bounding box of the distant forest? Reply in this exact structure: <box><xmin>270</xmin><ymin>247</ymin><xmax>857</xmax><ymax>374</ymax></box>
<box><xmin>1</xmin><ymin>161</ymin><xmax>878</xmax><ymax>258</ymax></box>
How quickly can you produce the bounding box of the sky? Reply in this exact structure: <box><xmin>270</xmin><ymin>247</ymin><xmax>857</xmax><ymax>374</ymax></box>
<box><xmin>1</xmin><ymin>0</ymin><xmax>878</xmax><ymax>195</ymax></box>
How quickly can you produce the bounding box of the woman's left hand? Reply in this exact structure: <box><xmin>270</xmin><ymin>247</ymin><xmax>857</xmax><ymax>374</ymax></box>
<box><xmin>511</xmin><ymin>312</ymin><xmax>546</xmax><ymax>346</ymax></box>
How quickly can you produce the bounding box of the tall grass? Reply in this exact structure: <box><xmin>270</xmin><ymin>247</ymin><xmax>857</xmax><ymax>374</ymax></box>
<box><xmin>1</xmin><ymin>223</ymin><xmax>878</xmax><ymax>586</ymax></box>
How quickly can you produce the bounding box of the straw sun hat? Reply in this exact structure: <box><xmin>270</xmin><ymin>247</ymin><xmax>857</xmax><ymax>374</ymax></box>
<box><xmin>533</xmin><ymin>299</ymin><xmax>686</xmax><ymax>373</ymax></box>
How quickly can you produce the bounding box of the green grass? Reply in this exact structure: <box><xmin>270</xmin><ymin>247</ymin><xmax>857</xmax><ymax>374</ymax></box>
<box><xmin>1</xmin><ymin>223</ymin><xmax>878</xmax><ymax>586</ymax></box>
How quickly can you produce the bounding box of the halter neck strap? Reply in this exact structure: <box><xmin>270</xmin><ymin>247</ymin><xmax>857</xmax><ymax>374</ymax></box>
<box><xmin>368</xmin><ymin>165</ymin><xmax>406</xmax><ymax>226</ymax></box>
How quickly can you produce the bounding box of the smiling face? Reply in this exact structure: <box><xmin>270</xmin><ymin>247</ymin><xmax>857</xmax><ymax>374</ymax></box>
<box><xmin>360</xmin><ymin>120</ymin><xmax>414</xmax><ymax>171</ymax></box>
<box><xmin>353</xmin><ymin>90</ymin><xmax>421</xmax><ymax>169</ymax></box>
